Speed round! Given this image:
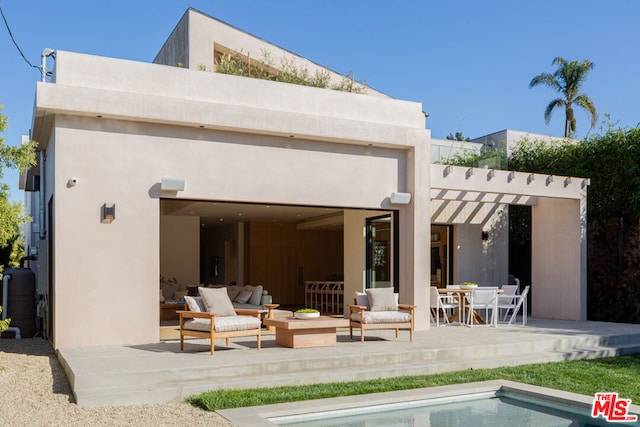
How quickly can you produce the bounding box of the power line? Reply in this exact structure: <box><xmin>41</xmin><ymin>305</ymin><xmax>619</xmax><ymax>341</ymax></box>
<box><xmin>0</xmin><ymin>5</ymin><xmax>39</xmax><ymax>70</ymax></box>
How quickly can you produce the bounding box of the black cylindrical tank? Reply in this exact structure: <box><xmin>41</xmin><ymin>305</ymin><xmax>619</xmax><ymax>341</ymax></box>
<box><xmin>2</xmin><ymin>268</ymin><xmax>36</xmax><ymax>338</ymax></box>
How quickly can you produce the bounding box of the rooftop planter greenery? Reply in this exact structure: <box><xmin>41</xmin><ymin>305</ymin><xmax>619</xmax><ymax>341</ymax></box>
<box><xmin>212</xmin><ymin>49</ymin><xmax>367</xmax><ymax>94</ymax></box>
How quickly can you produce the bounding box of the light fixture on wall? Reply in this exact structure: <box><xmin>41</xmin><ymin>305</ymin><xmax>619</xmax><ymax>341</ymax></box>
<box><xmin>101</xmin><ymin>203</ymin><xmax>115</xmax><ymax>224</ymax></box>
<box><xmin>160</xmin><ymin>177</ymin><xmax>185</xmax><ymax>191</ymax></box>
<box><xmin>390</xmin><ymin>192</ymin><xmax>412</xmax><ymax>205</ymax></box>
<box><xmin>481</xmin><ymin>231</ymin><xmax>489</xmax><ymax>241</ymax></box>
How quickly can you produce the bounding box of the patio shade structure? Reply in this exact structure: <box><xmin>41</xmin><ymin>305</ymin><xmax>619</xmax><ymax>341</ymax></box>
<box><xmin>430</xmin><ymin>165</ymin><xmax>588</xmax><ymax>321</ymax></box>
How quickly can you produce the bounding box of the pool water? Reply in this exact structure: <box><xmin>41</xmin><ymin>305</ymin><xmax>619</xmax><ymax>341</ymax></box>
<box><xmin>271</xmin><ymin>392</ymin><xmax>637</xmax><ymax>427</ymax></box>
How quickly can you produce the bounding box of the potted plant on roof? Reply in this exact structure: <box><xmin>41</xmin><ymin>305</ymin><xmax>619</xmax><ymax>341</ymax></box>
<box><xmin>294</xmin><ymin>308</ymin><xmax>320</xmax><ymax>319</ymax></box>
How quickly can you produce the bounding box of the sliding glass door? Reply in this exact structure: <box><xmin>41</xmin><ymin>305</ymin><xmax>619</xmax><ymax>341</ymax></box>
<box><xmin>430</xmin><ymin>224</ymin><xmax>453</xmax><ymax>287</ymax></box>
<box><xmin>366</xmin><ymin>213</ymin><xmax>398</xmax><ymax>291</ymax></box>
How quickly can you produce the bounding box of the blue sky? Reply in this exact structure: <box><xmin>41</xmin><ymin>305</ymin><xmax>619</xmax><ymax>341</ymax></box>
<box><xmin>1</xmin><ymin>1</ymin><xmax>639</xmax><ymax>202</ymax></box>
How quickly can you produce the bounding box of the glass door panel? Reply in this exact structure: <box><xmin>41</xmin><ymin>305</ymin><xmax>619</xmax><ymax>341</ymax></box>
<box><xmin>430</xmin><ymin>224</ymin><xmax>453</xmax><ymax>288</ymax></box>
<box><xmin>366</xmin><ymin>214</ymin><xmax>397</xmax><ymax>290</ymax></box>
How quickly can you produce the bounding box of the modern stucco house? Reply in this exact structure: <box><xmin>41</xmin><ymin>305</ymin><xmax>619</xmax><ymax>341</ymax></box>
<box><xmin>21</xmin><ymin>8</ymin><xmax>589</xmax><ymax>349</ymax></box>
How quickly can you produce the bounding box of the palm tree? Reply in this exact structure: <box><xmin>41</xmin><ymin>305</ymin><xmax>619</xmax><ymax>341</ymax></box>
<box><xmin>529</xmin><ymin>57</ymin><xmax>598</xmax><ymax>138</ymax></box>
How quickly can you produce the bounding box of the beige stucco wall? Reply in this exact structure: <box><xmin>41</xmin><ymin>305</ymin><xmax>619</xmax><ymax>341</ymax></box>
<box><xmin>34</xmin><ymin>51</ymin><xmax>430</xmax><ymax>348</ymax></box>
<box><xmin>51</xmin><ymin>117</ymin><xmax>161</xmax><ymax>348</ymax></box>
<box><xmin>532</xmin><ymin>197</ymin><xmax>586</xmax><ymax>320</ymax></box>
<box><xmin>451</xmin><ymin>206</ymin><xmax>509</xmax><ymax>286</ymax></box>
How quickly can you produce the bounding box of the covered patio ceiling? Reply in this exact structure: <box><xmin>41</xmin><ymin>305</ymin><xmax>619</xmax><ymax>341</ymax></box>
<box><xmin>161</xmin><ymin>199</ymin><xmax>345</xmax><ymax>230</ymax></box>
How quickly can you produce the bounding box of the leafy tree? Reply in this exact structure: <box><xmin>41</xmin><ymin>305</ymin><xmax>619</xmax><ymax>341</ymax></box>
<box><xmin>446</xmin><ymin>132</ymin><xmax>470</xmax><ymax>142</ymax></box>
<box><xmin>529</xmin><ymin>57</ymin><xmax>598</xmax><ymax>137</ymax></box>
<box><xmin>0</xmin><ymin>105</ymin><xmax>37</xmax><ymax>270</ymax></box>
<box><xmin>0</xmin><ymin>306</ymin><xmax>9</xmax><ymax>333</ymax></box>
<box><xmin>510</xmin><ymin>125</ymin><xmax>640</xmax><ymax>323</ymax></box>
<box><xmin>437</xmin><ymin>148</ymin><xmax>508</xmax><ymax>170</ymax></box>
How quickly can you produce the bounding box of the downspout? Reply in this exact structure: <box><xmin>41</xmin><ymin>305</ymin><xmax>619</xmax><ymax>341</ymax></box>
<box><xmin>2</xmin><ymin>274</ymin><xmax>22</xmax><ymax>339</ymax></box>
<box><xmin>39</xmin><ymin>150</ymin><xmax>45</xmax><ymax>240</ymax></box>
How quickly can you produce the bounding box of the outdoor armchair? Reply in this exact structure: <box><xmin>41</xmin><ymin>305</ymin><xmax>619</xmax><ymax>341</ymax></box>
<box><xmin>349</xmin><ymin>287</ymin><xmax>415</xmax><ymax>342</ymax></box>
<box><xmin>178</xmin><ymin>288</ymin><xmax>262</xmax><ymax>354</ymax></box>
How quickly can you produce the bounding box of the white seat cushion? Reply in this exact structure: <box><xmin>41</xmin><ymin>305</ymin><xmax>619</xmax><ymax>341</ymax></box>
<box><xmin>183</xmin><ymin>315</ymin><xmax>261</xmax><ymax>333</ymax></box>
<box><xmin>350</xmin><ymin>310</ymin><xmax>411</xmax><ymax>324</ymax></box>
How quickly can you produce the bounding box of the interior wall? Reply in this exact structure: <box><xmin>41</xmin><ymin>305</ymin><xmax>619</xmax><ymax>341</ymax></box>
<box><xmin>159</xmin><ymin>215</ymin><xmax>200</xmax><ymax>287</ymax></box>
<box><xmin>247</xmin><ymin>222</ymin><xmax>343</xmax><ymax>306</ymax></box>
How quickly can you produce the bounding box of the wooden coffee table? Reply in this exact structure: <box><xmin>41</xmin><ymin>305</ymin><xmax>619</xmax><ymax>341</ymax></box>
<box><xmin>263</xmin><ymin>316</ymin><xmax>349</xmax><ymax>348</ymax></box>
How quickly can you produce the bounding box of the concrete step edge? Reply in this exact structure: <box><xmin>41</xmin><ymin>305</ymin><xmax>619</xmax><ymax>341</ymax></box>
<box><xmin>71</xmin><ymin>339</ymin><xmax>640</xmax><ymax>392</ymax></box>
<box><xmin>73</xmin><ymin>342</ymin><xmax>640</xmax><ymax>404</ymax></box>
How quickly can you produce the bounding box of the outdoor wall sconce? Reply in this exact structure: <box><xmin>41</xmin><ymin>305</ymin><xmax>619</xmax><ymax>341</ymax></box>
<box><xmin>482</xmin><ymin>231</ymin><xmax>489</xmax><ymax>241</ymax></box>
<box><xmin>390</xmin><ymin>192</ymin><xmax>412</xmax><ymax>205</ymax></box>
<box><xmin>160</xmin><ymin>177</ymin><xmax>185</xmax><ymax>191</ymax></box>
<box><xmin>101</xmin><ymin>203</ymin><xmax>115</xmax><ymax>224</ymax></box>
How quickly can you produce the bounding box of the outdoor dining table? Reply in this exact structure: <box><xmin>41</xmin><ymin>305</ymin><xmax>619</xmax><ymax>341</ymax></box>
<box><xmin>437</xmin><ymin>288</ymin><xmax>503</xmax><ymax>325</ymax></box>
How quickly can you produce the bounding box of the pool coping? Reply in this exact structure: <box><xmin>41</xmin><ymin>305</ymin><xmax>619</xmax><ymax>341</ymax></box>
<box><xmin>217</xmin><ymin>380</ymin><xmax>640</xmax><ymax>426</ymax></box>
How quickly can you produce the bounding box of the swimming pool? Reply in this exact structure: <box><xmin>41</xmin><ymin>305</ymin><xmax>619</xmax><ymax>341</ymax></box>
<box><xmin>217</xmin><ymin>380</ymin><xmax>640</xmax><ymax>426</ymax></box>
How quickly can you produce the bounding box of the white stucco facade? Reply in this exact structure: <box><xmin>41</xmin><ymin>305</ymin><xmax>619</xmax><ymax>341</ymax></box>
<box><xmin>23</xmin><ymin>8</ymin><xmax>589</xmax><ymax>349</ymax></box>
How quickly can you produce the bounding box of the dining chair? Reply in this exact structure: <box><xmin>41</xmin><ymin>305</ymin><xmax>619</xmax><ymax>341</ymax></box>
<box><xmin>467</xmin><ymin>288</ymin><xmax>498</xmax><ymax>328</ymax></box>
<box><xmin>498</xmin><ymin>284</ymin><xmax>519</xmax><ymax>322</ymax></box>
<box><xmin>498</xmin><ymin>285</ymin><xmax>530</xmax><ymax>325</ymax></box>
<box><xmin>430</xmin><ymin>286</ymin><xmax>460</xmax><ymax>326</ymax></box>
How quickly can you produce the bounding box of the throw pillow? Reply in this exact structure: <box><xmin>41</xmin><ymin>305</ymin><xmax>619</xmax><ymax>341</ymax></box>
<box><xmin>227</xmin><ymin>287</ymin><xmax>241</xmax><ymax>302</ymax></box>
<box><xmin>184</xmin><ymin>296</ymin><xmax>206</xmax><ymax>313</ymax></box>
<box><xmin>198</xmin><ymin>287</ymin><xmax>237</xmax><ymax>317</ymax></box>
<box><xmin>234</xmin><ymin>289</ymin><xmax>253</xmax><ymax>304</ymax></box>
<box><xmin>355</xmin><ymin>291</ymin><xmax>369</xmax><ymax>308</ymax></box>
<box><xmin>366</xmin><ymin>287</ymin><xmax>398</xmax><ymax>312</ymax></box>
<box><xmin>249</xmin><ymin>285</ymin><xmax>264</xmax><ymax>306</ymax></box>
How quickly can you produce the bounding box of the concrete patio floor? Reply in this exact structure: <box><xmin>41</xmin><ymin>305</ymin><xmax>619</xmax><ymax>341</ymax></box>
<box><xmin>57</xmin><ymin>318</ymin><xmax>640</xmax><ymax>407</ymax></box>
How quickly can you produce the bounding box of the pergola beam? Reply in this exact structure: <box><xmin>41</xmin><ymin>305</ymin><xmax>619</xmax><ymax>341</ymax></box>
<box><xmin>431</xmin><ymin>165</ymin><xmax>588</xmax><ymax>201</ymax></box>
